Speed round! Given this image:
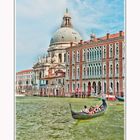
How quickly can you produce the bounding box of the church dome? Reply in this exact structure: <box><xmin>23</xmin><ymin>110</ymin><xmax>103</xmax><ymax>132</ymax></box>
<box><xmin>49</xmin><ymin>8</ymin><xmax>82</xmax><ymax>47</ymax></box>
<box><xmin>50</xmin><ymin>27</ymin><xmax>82</xmax><ymax>46</ymax></box>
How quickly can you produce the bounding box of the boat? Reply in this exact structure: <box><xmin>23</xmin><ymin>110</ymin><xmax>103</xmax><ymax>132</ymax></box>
<box><xmin>115</xmin><ymin>96</ymin><xmax>124</xmax><ymax>101</ymax></box>
<box><xmin>69</xmin><ymin>99</ymin><xmax>107</xmax><ymax>120</ymax></box>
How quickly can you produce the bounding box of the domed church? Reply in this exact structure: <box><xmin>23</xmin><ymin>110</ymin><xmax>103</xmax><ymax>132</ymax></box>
<box><xmin>32</xmin><ymin>9</ymin><xmax>82</xmax><ymax>96</ymax></box>
<box><xmin>47</xmin><ymin>8</ymin><xmax>82</xmax><ymax>64</ymax></box>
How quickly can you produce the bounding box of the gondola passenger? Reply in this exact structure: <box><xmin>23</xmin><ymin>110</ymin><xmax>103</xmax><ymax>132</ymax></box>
<box><xmin>82</xmin><ymin>105</ymin><xmax>89</xmax><ymax>113</ymax></box>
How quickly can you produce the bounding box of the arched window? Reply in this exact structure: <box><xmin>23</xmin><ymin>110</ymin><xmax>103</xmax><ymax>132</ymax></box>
<box><xmin>73</xmin><ymin>83</ymin><xmax>75</xmax><ymax>90</ymax></box>
<box><xmin>97</xmin><ymin>50</ymin><xmax>99</xmax><ymax>59</ymax></box>
<box><xmin>100</xmin><ymin>66</ymin><xmax>102</xmax><ymax>75</ymax></box>
<box><xmin>100</xmin><ymin>50</ymin><xmax>102</xmax><ymax>59</ymax></box>
<box><xmin>64</xmin><ymin>53</ymin><xmax>66</xmax><ymax>62</ymax></box>
<box><xmin>84</xmin><ymin>67</ymin><xmax>86</xmax><ymax>76</ymax></box>
<box><xmin>77</xmin><ymin>68</ymin><xmax>80</xmax><ymax>77</ymax></box>
<box><xmin>90</xmin><ymin>51</ymin><xmax>92</xmax><ymax>61</ymax></box>
<box><xmin>110</xmin><ymin>64</ymin><xmax>113</xmax><ymax>75</ymax></box>
<box><xmin>115</xmin><ymin>43</ymin><xmax>119</xmax><ymax>55</ymax></box>
<box><xmin>95</xmin><ymin>51</ymin><xmax>96</xmax><ymax>60</ymax></box>
<box><xmin>39</xmin><ymin>72</ymin><xmax>42</xmax><ymax>78</ymax></box>
<box><xmin>67</xmin><ymin>84</ymin><xmax>69</xmax><ymax>92</ymax></box>
<box><xmin>104</xmin><ymin>48</ymin><xmax>106</xmax><ymax>58</ymax></box>
<box><xmin>83</xmin><ymin>50</ymin><xmax>86</xmax><ymax>61</ymax></box>
<box><xmin>117</xmin><ymin>82</ymin><xmax>119</xmax><ymax>92</ymax></box>
<box><xmin>87</xmin><ymin>67</ymin><xmax>89</xmax><ymax>76</ymax></box>
<box><xmin>77</xmin><ymin>51</ymin><xmax>80</xmax><ymax>62</ymax></box>
<box><xmin>95</xmin><ymin>67</ymin><xmax>96</xmax><ymax>76</ymax></box>
<box><xmin>84</xmin><ymin>83</ymin><xmax>86</xmax><ymax>91</ymax></box>
<box><xmin>104</xmin><ymin>65</ymin><xmax>106</xmax><ymax>75</ymax></box>
<box><xmin>67</xmin><ymin>52</ymin><xmax>69</xmax><ymax>62</ymax></box>
<box><xmin>73</xmin><ymin>51</ymin><xmax>75</xmax><ymax>62</ymax></box>
<box><xmin>67</xmin><ymin>69</ymin><xmax>69</xmax><ymax>77</ymax></box>
<box><xmin>92</xmin><ymin>66</ymin><xmax>94</xmax><ymax>76</ymax></box>
<box><xmin>77</xmin><ymin>83</ymin><xmax>79</xmax><ymax>88</ymax></box>
<box><xmin>84</xmin><ymin>52</ymin><xmax>86</xmax><ymax>61</ymax></box>
<box><xmin>110</xmin><ymin>47</ymin><xmax>113</xmax><ymax>58</ymax></box>
<box><xmin>73</xmin><ymin>68</ymin><xmax>75</xmax><ymax>77</ymax></box>
<box><xmin>59</xmin><ymin>54</ymin><xmax>62</xmax><ymax>63</ymax></box>
<box><xmin>111</xmin><ymin>82</ymin><xmax>113</xmax><ymax>89</ymax></box>
<box><xmin>116</xmin><ymin>64</ymin><xmax>119</xmax><ymax>74</ymax></box>
<box><xmin>90</xmin><ymin>67</ymin><xmax>92</xmax><ymax>76</ymax></box>
<box><xmin>87</xmin><ymin>51</ymin><xmax>89</xmax><ymax>61</ymax></box>
<box><xmin>97</xmin><ymin>66</ymin><xmax>99</xmax><ymax>75</ymax></box>
<box><xmin>116</xmin><ymin>47</ymin><xmax>119</xmax><ymax>55</ymax></box>
<box><xmin>104</xmin><ymin>82</ymin><xmax>106</xmax><ymax>94</ymax></box>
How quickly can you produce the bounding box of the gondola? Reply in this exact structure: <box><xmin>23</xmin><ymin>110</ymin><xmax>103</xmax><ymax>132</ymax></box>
<box><xmin>69</xmin><ymin>99</ymin><xmax>107</xmax><ymax>120</ymax></box>
<box><xmin>115</xmin><ymin>96</ymin><xmax>124</xmax><ymax>101</ymax></box>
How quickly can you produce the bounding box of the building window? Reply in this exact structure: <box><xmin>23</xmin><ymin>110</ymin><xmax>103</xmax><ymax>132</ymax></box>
<box><xmin>90</xmin><ymin>51</ymin><xmax>92</xmax><ymax>61</ymax></box>
<box><xmin>97</xmin><ymin>66</ymin><xmax>99</xmax><ymax>75</ymax></box>
<box><xmin>100</xmin><ymin>50</ymin><xmax>102</xmax><ymax>59</ymax></box>
<box><xmin>84</xmin><ymin>52</ymin><xmax>86</xmax><ymax>61</ymax></box>
<box><xmin>77</xmin><ymin>83</ymin><xmax>79</xmax><ymax>88</ymax></box>
<box><xmin>116</xmin><ymin>64</ymin><xmax>119</xmax><ymax>74</ymax></box>
<box><xmin>73</xmin><ymin>83</ymin><xmax>75</xmax><ymax>90</ymax></box>
<box><xmin>77</xmin><ymin>51</ymin><xmax>80</xmax><ymax>62</ymax></box>
<box><xmin>95</xmin><ymin>51</ymin><xmax>96</xmax><ymax>60</ymax></box>
<box><xmin>64</xmin><ymin>53</ymin><xmax>66</xmax><ymax>62</ymax></box>
<box><xmin>104</xmin><ymin>82</ymin><xmax>106</xmax><ymax>94</ymax></box>
<box><xmin>92</xmin><ymin>51</ymin><xmax>94</xmax><ymax>60</ymax></box>
<box><xmin>77</xmin><ymin>68</ymin><xmax>80</xmax><ymax>77</ymax></box>
<box><xmin>84</xmin><ymin>83</ymin><xmax>86</xmax><ymax>91</ymax></box>
<box><xmin>104</xmin><ymin>65</ymin><xmax>106</xmax><ymax>75</ymax></box>
<box><xmin>117</xmin><ymin>82</ymin><xmax>119</xmax><ymax>92</ymax></box>
<box><xmin>67</xmin><ymin>52</ymin><xmax>69</xmax><ymax>62</ymax></box>
<box><xmin>110</xmin><ymin>47</ymin><xmax>113</xmax><ymax>58</ymax></box>
<box><xmin>90</xmin><ymin>67</ymin><xmax>92</xmax><ymax>76</ymax></box>
<box><xmin>97</xmin><ymin>50</ymin><xmax>99</xmax><ymax>59</ymax></box>
<box><xmin>104</xmin><ymin>48</ymin><xmax>106</xmax><ymax>58</ymax></box>
<box><xmin>87</xmin><ymin>51</ymin><xmax>89</xmax><ymax>61</ymax></box>
<box><xmin>100</xmin><ymin>66</ymin><xmax>102</xmax><ymax>75</ymax></box>
<box><xmin>116</xmin><ymin>46</ymin><xmax>119</xmax><ymax>55</ymax></box>
<box><xmin>92</xmin><ymin>66</ymin><xmax>94</xmax><ymax>76</ymax></box>
<box><xmin>73</xmin><ymin>51</ymin><xmax>75</xmax><ymax>62</ymax></box>
<box><xmin>95</xmin><ymin>67</ymin><xmax>96</xmax><ymax>76</ymax></box>
<box><xmin>58</xmin><ymin>79</ymin><xmax>61</xmax><ymax>84</ymax></box>
<box><xmin>110</xmin><ymin>64</ymin><xmax>113</xmax><ymax>75</ymax></box>
<box><xmin>59</xmin><ymin>53</ymin><xmax>62</xmax><ymax>63</ymax></box>
<box><xmin>84</xmin><ymin>67</ymin><xmax>86</xmax><ymax>76</ymax></box>
<box><xmin>67</xmin><ymin>84</ymin><xmax>69</xmax><ymax>92</ymax></box>
<box><xmin>87</xmin><ymin>67</ymin><xmax>89</xmax><ymax>76</ymax></box>
<box><xmin>73</xmin><ymin>68</ymin><xmax>75</xmax><ymax>77</ymax></box>
<box><xmin>111</xmin><ymin>82</ymin><xmax>113</xmax><ymax>89</ymax></box>
<box><xmin>67</xmin><ymin>69</ymin><xmax>69</xmax><ymax>77</ymax></box>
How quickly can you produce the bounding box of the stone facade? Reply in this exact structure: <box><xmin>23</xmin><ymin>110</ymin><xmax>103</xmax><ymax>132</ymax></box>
<box><xmin>32</xmin><ymin>9</ymin><xmax>82</xmax><ymax>96</ymax></box>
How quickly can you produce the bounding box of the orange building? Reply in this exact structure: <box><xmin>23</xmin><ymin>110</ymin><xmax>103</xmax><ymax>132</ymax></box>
<box><xmin>16</xmin><ymin>69</ymin><xmax>33</xmax><ymax>95</ymax></box>
<box><xmin>65</xmin><ymin>31</ymin><xmax>125</xmax><ymax>97</ymax></box>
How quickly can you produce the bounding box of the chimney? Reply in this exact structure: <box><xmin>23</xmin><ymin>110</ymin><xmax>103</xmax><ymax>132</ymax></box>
<box><xmin>90</xmin><ymin>34</ymin><xmax>96</xmax><ymax>42</ymax></box>
<box><xmin>106</xmin><ymin>33</ymin><xmax>110</xmax><ymax>39</ymax></box>
<box><xmin>119</xmin><ymin>31</ymin><xmax>123</xmax><ymax>36</ymax></box>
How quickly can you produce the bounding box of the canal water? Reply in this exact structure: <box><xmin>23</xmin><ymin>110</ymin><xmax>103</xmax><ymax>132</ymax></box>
<box><xmin>16</xmin><ymin>97</ymin><xmax>124</xmax><ymax>140</ymax></box>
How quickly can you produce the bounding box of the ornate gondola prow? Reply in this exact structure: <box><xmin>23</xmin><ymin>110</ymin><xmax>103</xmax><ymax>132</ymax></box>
<box><xmin>101</xmin><ymin>98</ymin><xmax>107</xmax><ymax>110</ymax></box>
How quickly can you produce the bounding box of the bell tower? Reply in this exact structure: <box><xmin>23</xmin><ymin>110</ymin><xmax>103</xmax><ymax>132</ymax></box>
<box><xmin>61</xmin><ymin>8</ymin><xmax>73</xmax><ymax>28</ymax></box>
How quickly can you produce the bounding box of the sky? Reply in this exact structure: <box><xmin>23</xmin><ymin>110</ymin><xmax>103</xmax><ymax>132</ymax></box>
<box><xmin>16</xmin><ymin>0</ymin><xmax>124</xmax><ymax>72</ymax></box>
